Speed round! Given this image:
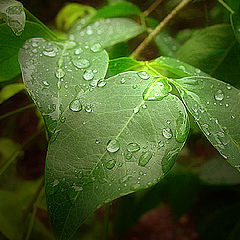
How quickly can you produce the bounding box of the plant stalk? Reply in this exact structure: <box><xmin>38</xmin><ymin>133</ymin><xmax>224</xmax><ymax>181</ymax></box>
<box><xmin>217</xmin><ymin>0</ymin><xmax>234</xmax><ymax>14</ymax></box>
<box><xmin>144</xmin><ymin>0</ymin><xmax>165</xmax><ymax>17</ymax></box>
<box><xmin>130</xmin><ymin>0</ymin><xmax>192</xmax><ymax>59</ymax></box>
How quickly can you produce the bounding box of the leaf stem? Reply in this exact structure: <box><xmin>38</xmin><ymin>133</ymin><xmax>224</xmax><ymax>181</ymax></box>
<box><xmin>0</xmin><ymin>103</ymin><xmax>35</xmax><ymax>121</ymax></box>
<box><xmin>103</xmin><ymin>203</ymin><xmax>111</xmax><ymax>240</ymax></box>
<box><xmin>217</xmin><ymin>0</ymin><xmax>234</xmax><ymax>14</ymax></box>
<box><xmin>143</xmin><ymin>0</ymin><xmax>165</xmax><ymax>17</ymax></box>
<box><xmin>130</xmin><ymin>0</ymin><xmax>192</xmax><ymax>59</ymax></box>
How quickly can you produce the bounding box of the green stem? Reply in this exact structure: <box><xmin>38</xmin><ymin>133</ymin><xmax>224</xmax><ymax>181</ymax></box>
<box><xmin>24</xmin><ymin>8</ymin><xmax>58</xmax><ymax>40</ymax></box>
<box><xmin>130</xmin><ymin>0</ymin><xmax>192</xmax><ymax>59</ymax></box>
<box><xmin>0</xmin><ymin>128</ymin><xmax>44</xmax><ymax>176</ymax></box>
<box><xmin>103</xmin><ymin>203</ymin><xmax>111</xmax><ymax>240</ymax></box>
<box><xmin>217</xmin><ymin>0</ymin><xmax>235</xmax><ymax>14</ymax></box>
<box><xmin>0</xmin><ymin>103</ymin><xmax>35</xmax><ymax>121</ymax></box>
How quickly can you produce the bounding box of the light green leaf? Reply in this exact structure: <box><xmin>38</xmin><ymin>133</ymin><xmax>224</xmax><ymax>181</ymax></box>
<box><xmin>91</xmin><ymin>1</ymin><xmax>140</xmax><ymax>21</ymax></box>
<box><xmin>55</xmin><ymin>3</ymin><xmax>96</xmax><ymax>31</ymax></box>
<box><xmin>19</xmin><ymin>38</ymin><xmax>109</xmax><ymax>138</ymax></box>
<box><xmin>176</xmin><ymin>25</ymin><xmax>240</xmax><ymax>87</ymax></box>
<box><xmin>0</xmin><ymin>21</ymin><xmax>55</xmax><ymax>82</ymax></box>
<box><xmin>200</xmin><ymin>156</ymin><xmax>240</xmax><ymax>185</ymax></box>
<box><xmin>231</xmin><ymin>14</ymin><xmax>240</xmax><ymax>43</ymax></box>
<box><xmin>69</xmin><ymin>18</ymin><xmax>144</xmax><ymax>49</ymax></box>
<box><xmin>0</xmin><ymin>0</ymin><xmax>25</xmax><ymax>36</ymax></box>
<box><xmin>0</xmin><ymin>83</ymin><xmax>25</xmax><ymax>104</ymax></box>
<box><xmin>172</xmin><ymin>76</ymin><xmax>240</xmax><ymax>168</ymax></box>
<box><xmin>107</xmin><ymin>57</ymin><xmax>142</xmax><ymax>77</ymax></box>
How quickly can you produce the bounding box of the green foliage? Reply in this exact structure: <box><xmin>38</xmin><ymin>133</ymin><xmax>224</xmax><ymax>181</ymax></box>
<box><xmin>0</xmin><ymin>83</ymin><xmax>24</xmax><ymax>103</ymax></box>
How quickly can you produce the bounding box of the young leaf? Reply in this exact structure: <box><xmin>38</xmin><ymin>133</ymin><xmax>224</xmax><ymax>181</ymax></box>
<box><xmin>20</xmin><ymin>42</ymin><xmax>190</xmax><ymax>239</ymax></box>
<box><xmin>231</xmin><ymin>13</ymin><xmax>240</xmax><ymax>43</ymax></box>
<box><xmin>172</xmin><ymin>76</ymin><xmax>240</xmax><ymax>168</ymax></box>
<box><xmin>55</xmin><ymin>3</ymin><xmax>96</xmax><ymax>31</ymax></box>
<box><xmin>0</xmin><ymin>83</ymin><xmax>25</xmax><ymax>104</ymax></box>
<box><xmin>69</xmin><ymin>18</ymin><xmax>144</xmax><ymax>49</ymax></box>
<box><xmin>175</xmin><ymin>25</ymin><xmax>240</xmax><ymax>87</ymax></box>
<box><xmin>0</xmin><ymin>21</ymin><xmax>55</xmax><ymax>82</ymax></box>
<box><xmin>19</xmin><ymin>38</ymin><xmax>109</xmax><ymax>138</ymax></box>
<box><xmin>0</xmin><ymin>0</ymin><xmax>25</xmax><ymax>36</ymax></box>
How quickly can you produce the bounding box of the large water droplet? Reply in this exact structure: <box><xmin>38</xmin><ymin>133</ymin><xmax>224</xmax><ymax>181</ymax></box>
<box><xmin>214</xmin><ymin>90</ymin><xmax>224</xmax><ymax>101</ymax></box>
<box><xmin>138</xmin><ymin>71</ymin><xmax>150</xmax><ymax>80</ymax></box>
<box><xmin>55</xmin><ymin>69</ymin><xmax>65</xmax><ymax>78</ymax></box>
<box><xmin>72</xmin><ymin>57</ymin><xmax>90</xmax><ymax>69</ymax></box>
<box><xmin>162</xmin><ymin>127</ymin><xmax>173</xmax><ymax>139</ymax></box>
<box><xmin>143</xmin><ymin>78</ymin><xmax>172</xmax><ymax>101</ymax></box>
<box><xmin>176</xmin><ymin>112</ymin><xmax>189</xmax><ymax>143</ymax></box>
<box><xmin>69</xmin><ymin>99</ymin><xmax>82</xmax><ymax>112</ymax></box>
<box><xmin>83</xmin><ymin>69</ymin><xmax>94</xmax><ymax>81</ymax></box>
<box><xmin>105</xmin><ymin>159</ymin><xmax>116</xmax><ymax>169</ymax></box>
<box><xmin>127</xmin><ymin>142</ymin><xmax>140</xmax><ymax>152</ymax></box>
<box><xmin>138</xmin><ymin>151</ymin><xmax>152</xmax><ymax>166</ymax></box>
<box><xmin>43</xmin><ymin>49</ymin><xmax>56</xmax><ymax>57</ymax></box>
<box><xmin>97</xmin><ymin>79</ymin><xmax>107</xmax><ymax>87</ymax></box>
<box><xmin>90</xmin><ymin>43</ymin><xmax>102</xmax><ymax>52</ymax></box>
<box><xmin>107</xmin><ymin>139</ymin><xmax>120</xmax><ymax>153</ymax></box>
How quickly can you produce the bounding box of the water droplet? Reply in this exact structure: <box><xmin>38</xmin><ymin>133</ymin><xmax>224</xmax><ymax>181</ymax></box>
<box><xmin>225</xmin><ymin>103</ymin><xmax>229</xmax><ymax>107</ymax></box>
<box><xmin>226</xmin><ymin>85</ymin><xmax>232</xmax><ymax>90</ymax></box>
<box><xmin>60</xmin><ymin>116</ymin><xmax>66</xmax><ymax>123</ymax></box>
<box><xmin>95</xmin><ymin>139</ymin><xmax>100</xmax><ymax>144</ymax></box>
<box><xmin>90</xmin><ymin>43</ymin><xmax>102</xmax><ymax>52</ymax></box>
<box><xmin>105</xmin><ymin>159</ymin><xmax>116</xmax><ymax>169</ymax></box>
<box><xmin>69</xmin><ymin>99</ymin><xmax>82</xmax><ymax>112</ymax></box>
<box><xmin>176</xmin><ymin>113</ymin><xmax>189</xmax><ymax>143</ymax></box>
<box><xmin>74</xmin><ymin>47</ymin><xmax>83</xmax><ymax>55</ymax></box>
<box><xmin>142</xmin><ymin>104</ymin><xmax>147</xmax><ymax>109</ymax></box>
<box><xmin>125</xmin><ymin>152</ymin><xmax>133</xmax><ymax>160</ymax></box>
<box><xmin>158</xmin><ymin>141</ymin><xmax>164</xmax><ymax>148</ymax></box>
<box><xmin>55</xmin><ymin>69</ymin><xmax>65</xmax><ymax>79</ymax></box>
<box><xmin>202</xmin><ymin>124</ymin><xmax>210</xmax><ymax>135</ymax></box>
<box><xmin>127</xmin><ymin>142</ymin><xmax>140</xmax><ymax>152</ymax></box>
<box><xmin>83</xmin><ymin>69</ymin><xmax>94</xmax><ymax>81</ymax></box>
<box><xmin>162</xmin><ymin>128</ymin><xmax>173</xmax><ymax>139</ymax></box>
<box><xmin>166</xmin><ymin>120</ymin><xmax>171</xmax><ymax>124</ymax></box>
<box><xmin>132</xmin><ymin>85</ymin><xmax>137</xmax><ymax>89</ymax></box>
<box><xmin>138</xmin><ymin>71</ymin><xmax>149</xmax><ymax>80</ymax></box>
<box><xmin>97</xmin><ymin>79</ymin><xmax>107</xmax><ymax>87</ymax></box>
<box><xmin>133</xmin><ymin>106</ymin><xmax>140</xmax><ymax>114</ymax></box>
<box><xmin>43</xmin><ymin>80</ymin><xmax>49</xmax><ymax>86</ymax></box>
<box><xmin>120</xmin><ymin>78</ymin><xmax>126</xmax><ymax>84</ymax></box>
<box><xmin>214</xmin><ymin>90</ymin><xmax>224</xmax><ymax>101</ymax></box>
<box><xmin>106</xmin><ymin>139</ymin><xmax>120</xmax><ymax>153</ymax></box>
<box><xmin>85</xmin><ymin>105</ymin><xmax>92</xmax><ymax>113</ymax></box>
<box><xmin>138</xmin><ymin>151</ymin><xmax>152</xmax><ymax>167</ymax></box>
<box><xmin>65</xmin><ymin>41</ymin><xmax>77</xmax><ymax>49</ymax></box>
<box><xmin>72</xmin><ymin>58</ymin><xmax>90</xmax><ymax>69</ymax></box>
<box><xmin>43</xmin><ymin>49</ymin><xmax>56</xmax><ymax>57</ymax></box>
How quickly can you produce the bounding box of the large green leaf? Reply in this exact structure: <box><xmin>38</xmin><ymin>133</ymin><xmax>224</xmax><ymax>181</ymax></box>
<box><xmin>175</xmin><ymin>25</ymin><xmax>240</xmax><ymax>87</ymax></box>
<box><xmin>69</xmin><ymin>18</ymin><xmax>144</xmax><ymax>49</ymax></box>
<box><xmin>0</xmin><ymin>0</ymin><xmax>25</xmax><ymax>36</ymax></box>
<box><xmin>19</xmin><ymin>38</ymin><xmax>109</xmax><ymax>138</ymax></box>
<box><xmin>231</xmin><ymin>13</ymin><xmax>240</xmax><ymax>43</ymax></box>
<box><xmin>0</xmin><ymin>21</ymin><xmax>55</xmax><ymax>82</ymax></box>
<box><xmin>20</xmin><ymin>39</ymin><xmax>189</xmax><ymax>239</ymax></box>
<box><xmin>172</xmin><ymin>76</ymin><xmax>240</xmax><ymax>168</ymax></box>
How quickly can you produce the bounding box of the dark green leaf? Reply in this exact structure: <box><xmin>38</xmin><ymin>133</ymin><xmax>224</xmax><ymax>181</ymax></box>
<box><xmin>231</xmin><ymin>13</ymin><xmax>240</xmax><ymax>43</ymax></box>
<box><xmin>0</xmin><ymin>83</ymin><xmax>25</xmax><ymax>104</ymax></box>
<box><xmin>19</xmin><ymin>38</ymin><xmax>109</xmax><ymax>138</ymax></box>
<box><xmin>69</xmin><ymin>18</ymin><xmax>144</xmax><ymax>49</ymax></box>
<box><xmin>176</xmin><ymin>25</ymin><xmax>240</xmax><ymax>87</ymax></box>
<box><xmin>0</xmin><ymin>21</ymin><xmax>55</xmax><ymax>82</ymax></box>
<box><xmin>172</xmin><ymin>76</ymin><xmax>240</xmax><ymax>169</ymax></box>
<box><xmin>0</xmin><ymin>0</ymin><xmax>25</xmax><ymax>36</ymax></box>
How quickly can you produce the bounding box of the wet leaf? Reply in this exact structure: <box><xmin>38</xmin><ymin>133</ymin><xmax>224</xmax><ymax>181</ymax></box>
<box><xmin>0</xmin><ymin>0</ymin><xmax>25</xmax><ymax>36</ymax></box>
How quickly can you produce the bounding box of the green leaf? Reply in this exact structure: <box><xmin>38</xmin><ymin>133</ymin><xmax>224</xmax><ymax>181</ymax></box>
<box><xmin>20</xmin><ymin>40</ymin><xmax>189</xmax><ymax>239</ymax></box>
<box><xmin>172</xmin><ymin>76</ymin><xmax>240</xmax><ymax>168</ymax></box>
<box><xmin>69</xmin><ymin>18</ymin><xmax>144</xmax><ymax>49</ymax></box>
<box><xmin>0</xmin><ymin>83</ymin><xmax>25</xmax><ymax>104</ymax></box>
<box><xmin>175</xmin><ymin>25</ymin><xmax>240</xmax><ymax>87</ymax></box>
<box><xmin>19</xmin><ymin>38</ymin><xmax>109</xmax><ymax>138</ymax></box>
<box><xmin>0</xmin><ymin>0</ymin><xmax>25</xmax><ymax>36</ymax></box>
<box><xmin>231</xmin><ymin>13</ymin><xmax>240</xmax><ymax>43</ymax></box>
<box><xmin>107</xmin><ymin>57</ymin><xmax>142</xmax><ymax>77</ymax></box>
<box><xmin>91</xmin><ymin>1</ymin><xmax>140</xmax><ymax>21</ymax></box>
<box><xmin>55</xmin><ymin>3</ymin><xmax>96</xmax><ymax>31</ymax></box>
<box><xmin>0</xmin><ymin>21</ymin><xmax>55</xmax><ymax>82</ymax></box>
<box><xmin>200</xmin><ymin>156</ymin><xmax>240</xmax><ymax>185</ymax></box>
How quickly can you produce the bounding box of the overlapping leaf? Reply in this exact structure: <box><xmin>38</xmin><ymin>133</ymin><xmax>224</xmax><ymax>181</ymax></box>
<box><xmin>172</xmin><ymin>76</ymin><xmax>240</xmax><ymax>168</ymax></box>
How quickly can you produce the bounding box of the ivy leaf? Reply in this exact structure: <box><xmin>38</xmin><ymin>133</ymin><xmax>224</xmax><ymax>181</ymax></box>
<box><xmin>175</xmin><ymin>25</ymin><xmax>240</xmax><ymax>87</ymax></box>
<box><xmin>231</xmin><ymin>13</ymin><xmax>240</xmax><ymax>43</ymax></box>
<box><xmin>18</xmin><ymin>38</ymin><xmax>109</xmax><ymax>137</ymax></box>
<box><xmin>0</xmin><ymin>21</ymin><xmax>55</xmax><ymax>82</ymax></box>
<box><xmin>0</xmin><ymin>0</ymin><xmax>25</xmax><ymax>36</ymax></box>
<box><xmin>172</xmin><ymin>76</ymin><xmax>240</xmax><ymax>168</ymax></box>
<box><xmin>20</xmin><ymin>41</ymin><xmax>189</xmax><ymax>239</ymax></box>
<box><xmin>69</xmin><ymin>18</ymin><xmax>144</xmax><ymax>49</ymax></box>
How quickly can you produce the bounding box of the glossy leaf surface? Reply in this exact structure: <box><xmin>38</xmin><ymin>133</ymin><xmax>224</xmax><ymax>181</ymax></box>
<box><xmin>173</xmin><ymin>76</ymin><xmax>240</xmax><ymax>168</ymax></box>
<box><xmin>231</xmin><ymin>14</ymin><xmax>240</xmax><ymax>43</ymax></box>
<box><xmin>0</xmin><ymin>0</ymin><xmax>25</xmax><ymax>35</ymax></box>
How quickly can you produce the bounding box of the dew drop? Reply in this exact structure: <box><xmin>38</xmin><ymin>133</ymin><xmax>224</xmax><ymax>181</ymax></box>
<box><xmin>125</xmin><ymin>152</ymin><xmax>133</xmax><ymax>160</ymax></box>
<box><xmin>162</xmin><ymin>128</ymin><xmax>173</xmax><ymax>139</ymax></box>
<box><xmin>72</xmin><ymin>58</ymin><xmax>90</xmax><ymax>69</ymax></box>
<box><xmin>138</xmin><ymin>151</ymin><xmax>152</xmax><ymax>167</ymax></box>
<box><xmin>97</xmin><ymin>79</ymin><xmax>107</xmax><ymax>87</ymax></box>
<box><xmin>74</xmin><ymin>47</ymin><xmax>83</xmax><ymax>55</ymax></box>
<box><xmin>77</xmin><ymin>171</ymin><xmax>83</xmax><ymax>179</ymax></box>
<box><xmin>65</xmin><ymin>41</ymin><xmax>77</xmax><ymax>49</ymax></box>
<box><xmin>105</xmin><ymin>159</ymin><xmax>116</xmax><ymax>169</ymax></box>
<box><xmin>214</xmin><ymin>90</ymin><xmax>224</xmax><ymax>101</ymax></box>
<box><xmin>85</xmin><ymin>105</ymin><xmax>92</xmax><ymax>113</ymax></box>
<box><xmin>158</xmin><ymin>141</ymin><xmax>164</xmax><ymax>148</ymax></box>
<box><xmin>69</xmin><ymin>99</ymin><xmax>82</xmax><ymax>112</ymax></box>
<box><xmin>90</xmin><ymin>43</ymin><xmax>102</xmax><ymax>52</ymax></box>
<box><xmin>202</xmin><ymin>124</ymin><xmax>210</xmax><ymax>135</ymax></box>
<box><xmin>127</xmin><ymin>142</ymin><xmax>140</xmax><ymax>152</ymax></box>
<box><xmin>133</xmin><ymin>106</ymin><xmax>140</xmax><ymax>114</ymax></box>
<box><xmin>55</xmin><ymin>69</ymin><xmax>65</xmax><ymax>79</ymax></box>
<box><xmin>138</xmin><ymin>71</ymin><xmax>150</xmax><ymax>80</ymax></box>
<box><xmin>95</xmin><ymin>139</ymin><xmax>100</xmax><ymax>144</ymax></box>
<box><xmin>106</xmin><ymin>139</ymin><xmax>120</xmax><ymax>153</ymax></box>
<box><xmin>83</xmin><ymin>69</ymin><xmax>94</xmax><ymax>81</ymax></box>
<box><xmin>120</xmin><ymin>78</ymin><xmax>126</xmax><ymax>84</ymax></box>
<box><xmin>43</xmin><ymin>80</ymin><xmax>49</xmax><ymax>86</ymax></box>
<box><xmin>43</xmin><ymin>49</ymin><xmax>56</xmax><ymax>57</ymax></box>
<box><xmin>142</xmin><ymin>104</ymin><xmax>147</xmax><ymax>109</ymax></box>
